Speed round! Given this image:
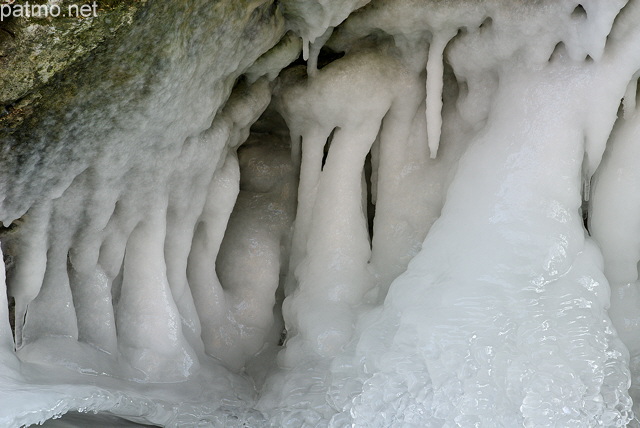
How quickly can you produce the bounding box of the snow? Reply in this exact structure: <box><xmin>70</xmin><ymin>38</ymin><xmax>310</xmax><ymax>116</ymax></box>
<box><xmin>2</xmin><ymin>0</ymin><xmax>640</xmax><ymax>426</ymax></box>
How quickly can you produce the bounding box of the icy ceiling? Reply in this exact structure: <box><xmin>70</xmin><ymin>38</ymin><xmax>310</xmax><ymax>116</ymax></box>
<box><xmin>2</xmin><ymin>0</ymin><xmax>640</xmax><ymax>426</ymax></box>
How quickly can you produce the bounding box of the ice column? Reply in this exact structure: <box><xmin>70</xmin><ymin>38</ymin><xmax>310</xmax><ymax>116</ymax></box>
<box><xmin>590</xmin><ymin>105</ymin><xmax>640</xmax><ymax>408</ymax></box>
<box><xmin>346</xmin><ymin>62</ymin><xmax>633</xmax><ymax>426</ymax></box>
<box><xmin>276</xmin><ymin>47</ymin><xmax>429</xmax><ymax>364</ymax></box>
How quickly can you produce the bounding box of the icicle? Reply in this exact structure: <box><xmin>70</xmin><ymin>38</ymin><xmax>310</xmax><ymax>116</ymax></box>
<box><xmin>164</xmin><ymin>218</ymin><xmax>205</xmax><ymax>353</ymax></box>
<box><xmin>307</xmin><ymin>27</ymin><xmax>334</xmax><ymax>77</ymax></box>
<box><xmin>623</xmin><ymin>72</ymin><xmax>640</xmax><ymax>119</ymax></box>
<box><xmin>582</xmin><ymin>173</ymin><xmax>591</xmax><ymax>202</ymax></box>
<box><xmin>291</xmin><ymin>133</ymin><xmax>302</xmax><ymax>167</ymax></box>
<box><xmin>590</xmin><ymin>104</ymin><xmax>640</xmax><ymax>364</ymax></box>
<box><xmin>282</xmin><ymin>127</ymin><xmax>327</xmax><ymax>297</ymax></box>
<box><xmin>117</xmin><ymin>211</ymin><xmax>198</xmax><ymax>381</ymax></box>
<box><xmin>282</xmin><ymin>123</ymin><xmax>379</xmax><ymax>363</ymax></box>
<box><xmin>302</xmin><ymin>37</ymin><xmax>310</xmax><ymax>61</ymax></box>
<box><xmin>8</xmin><ymin>201</ymin><xmax>51</xmax><ymax>348</ymax></box>
<box><xmin>21</xmin><ymin>243</ymin><xmax>79</xmax><ymax>345</ymax></box>
<box><xmin>425</xmin><ymin>30</ymin><xmax>456</xmax><ymax>159</ymax></box>
<box><xmin>581</xmin><ymin>150</ymin><xmax>591</xmax><ymax>202</ymax></box>
<box><xmin>68</xmin><ymin>264</ymin><xmax>117</xmax><ymax>354</ymax></box>
<box><xmin>188</xmin><ymin>152</ymin><xmax>240</xmax><ymax>365</ymax></box>
<box><xmin>369</xmin><ymin>134</ymin><xmax>380</xmax><ymax>206</ymax></box>
<box><xmin>67</xmin><ymin>261</ymin><xmax>117</xmax><ymax>354</ymax></box>
<box><xmin>0</xmin><ymin>245</ymin><xmax>13</xmax><ymax>352</ymax></box>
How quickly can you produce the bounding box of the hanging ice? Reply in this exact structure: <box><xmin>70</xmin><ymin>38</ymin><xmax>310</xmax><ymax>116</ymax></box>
<box><xmin>425</xmin><ymin>30</ymin><xmax>456</xmax><ymax>159</ymax></box>
<box><xmin>2</xmin><ymin>0</ymin><xmax>640</xmax><ymax>427</ymax></box>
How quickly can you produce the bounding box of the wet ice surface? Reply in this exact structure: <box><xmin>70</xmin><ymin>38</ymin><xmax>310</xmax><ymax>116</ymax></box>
<box><xmin>40</xmin><ymin>413</ymin><xmax>152</xmax><ymax>428</ymax></box>
<box><xmin>0</xmin><ymin>344</ymin><xmax>264</xmax><ymax>427</ymax></box>
<box><xmin>3</xmin><ymin>0</ymin><xmax>640</xmax><ymax>426</ymax></box>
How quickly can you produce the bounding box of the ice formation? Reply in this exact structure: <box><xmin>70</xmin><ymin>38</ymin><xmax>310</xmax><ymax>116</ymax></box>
<box><xmin>2</xmin><ymin>0</ymin><xmax>640</xmax><ymax>427</ymax></box>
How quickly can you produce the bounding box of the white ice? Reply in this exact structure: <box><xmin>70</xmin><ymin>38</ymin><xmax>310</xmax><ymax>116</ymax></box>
<box><xmin>3</xmin><ymin>0</ymin><xmax>640</xmax><ymax>427</ymax></box>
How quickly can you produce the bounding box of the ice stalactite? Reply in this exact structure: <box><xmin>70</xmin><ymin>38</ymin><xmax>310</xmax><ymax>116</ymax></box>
<box><xmin>120</xmin><ymin>211</ymin><xmax>200</xmax><ymax>381</ymax></box>
<box><xmin>590</xmin><ymin>74</ymin><xmax>640</xmax><ymax>414</ymax></box>
<box><xmin>281</xmin><ymin>0</ymin><xmax>371</xmax><ymax>60</ymax></box>
<box><xmin>198</xmin><ymin>131</ymin><xmax>298</xmax><ymax>371</ymax></box>
<box><xmin>425</xmin><ymin>30</ymin><xmax>456</xmax><ymax>159</ymax></box>
<box><xmin>4</xmin><ymin>200</ymin><xmax>50</xmax><ymax>349</ymax></box>
<box><xmin>274</xmin><ymin>45</ymin><xmax>432</xmax><ymax>366</ymax></box>
<box><xmin>188</xmin><ymin>152</ymin><xmax>242</xmax><ymax>366</ymax></box>
<box><xmin>0</xmin><ymin>247</ymin><xmax>13</xmax><ymax>354</ymax></box>
<box><xmin>302</xmin><ymin>37</ymin><xmax>309</xmax><ymax>61</ymax></box>
<box><xmin>3</xmin><ymin>74</ymin><xmax>280</xmax><ymax>385</ymax></box>
<box><xmin>306</xmin><ymin>26</ymin><xmax>333</xmax><ymax>77</ymax></box>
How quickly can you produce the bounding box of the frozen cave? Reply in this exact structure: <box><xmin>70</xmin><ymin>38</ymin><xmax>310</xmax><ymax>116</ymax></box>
<box><xmin>2</xmin><ymin>0</ymin><xmax>640</xmax><ymax>426</ymax></box>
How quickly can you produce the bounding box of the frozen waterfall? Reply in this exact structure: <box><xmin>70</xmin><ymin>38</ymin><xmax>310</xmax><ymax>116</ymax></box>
<box><xmin>2</xmin><ymin>0</ymin><xmax>640</xmax><ymax>426</ymax></box>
